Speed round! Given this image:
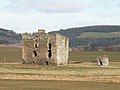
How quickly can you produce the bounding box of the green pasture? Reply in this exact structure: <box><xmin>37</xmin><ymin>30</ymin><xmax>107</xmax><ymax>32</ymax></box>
<box><xmin>76</xmin><ymin>32</ymin><xmax>120</xmax><ymax>38</ymax></box>
<box><xmin>69</xmin><ymin>51</ymin><xmax>120</xmax><ymax>62</ymax></box>
<box><xmin>0</xmin><ymin>46</ymin><xmax>120</xmax><ymax>90</ymax></box>
<box><xmin>0</xmin><ymin>47</ymin><xmax>22</xmax><ymax>63</ymax></box>
<box><xmin>0</xmin><ymin>62</ymin><xmax>120</xmax><ymax>76</ymax></box>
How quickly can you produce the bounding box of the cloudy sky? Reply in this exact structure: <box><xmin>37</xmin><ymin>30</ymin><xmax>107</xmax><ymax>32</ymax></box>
<box><xmin>0</xmin><ymin>0</ymin><xmax>120</xmax><ymax>33</ymax></box>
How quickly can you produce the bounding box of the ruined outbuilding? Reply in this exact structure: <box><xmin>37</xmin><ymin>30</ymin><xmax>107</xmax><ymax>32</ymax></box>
<box><xmin>97</xmin><ymin>55</ymin><xmax>109</xmax><ymax>67</ymax></box>
<box><xmin>22</xmin><ymin>29</ymin><xmax>69</xmax><ymax>66</ymax></box>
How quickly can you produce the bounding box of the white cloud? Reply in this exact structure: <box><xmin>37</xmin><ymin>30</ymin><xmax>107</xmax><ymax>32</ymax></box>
<box><xmin>0</xmin><ymin>12</ymin><xmax>85</xmax><ymax>33</ymax></box>
<box><xmin>2</xmin><ymin>0</ymin><xmax>84</xmax><ymax>13</ymax></box>
<box><xmin>0</xmin><ymin>0</ymin><xmax>120</xmax><ymax>33</ymax></box>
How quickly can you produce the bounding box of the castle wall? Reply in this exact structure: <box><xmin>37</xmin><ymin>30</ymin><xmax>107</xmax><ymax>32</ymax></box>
<box><xmin>50</xmin><ymin>34</ymin><xmax>57</xmax><ymax>65</ymax></box>
<box><xmin>22</xmin><ymin>31</ymin><xmax>49</xmax><ymax>64</ymax></box>
<box><xmin>22</xmin><ymin>33</ymin><xmax>34</xmax><ymax>63</ymax></box>
<box><xmin>33</xmin><ymin>32</ymin><xmax>48</xmax><ymax>64</ymax></box>
<box><xmin>22</xmin><ymin>30</ymin><xmax>69</xmax><ymax>66</ymax></box>
<box><xmin>55</xmin><ymin>34</ymin><xmax>69</xmax><ymax>66</ymax></box>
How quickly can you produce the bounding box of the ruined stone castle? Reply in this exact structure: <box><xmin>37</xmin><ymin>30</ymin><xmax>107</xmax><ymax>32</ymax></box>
<box><xmin>97</xmin><ymin>55</ymin><xmax>109</xmax><ymax>67</ymax></box>
<box><xmin>22</xmin><ymin>29</ymin><xmax>69</xmax><ymax>66</ymax></box>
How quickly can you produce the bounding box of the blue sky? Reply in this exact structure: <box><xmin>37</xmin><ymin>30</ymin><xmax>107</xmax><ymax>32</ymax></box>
<box><xmin>0</xmin><ymin>0</ymin><xmax>120</xmax><ymax>33</ymax></box>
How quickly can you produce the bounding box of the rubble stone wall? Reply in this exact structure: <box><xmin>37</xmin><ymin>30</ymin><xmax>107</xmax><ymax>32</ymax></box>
<box><xmin>22</xmin><ymin>30</ymin><xmax>69</xmax><ymax>66</ymax></box>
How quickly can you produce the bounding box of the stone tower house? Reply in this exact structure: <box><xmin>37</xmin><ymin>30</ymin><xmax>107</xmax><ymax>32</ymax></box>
<box><xmin>22</xmin><ymin>29</ymin><xmax>69</xmax><ymax>66</ymax></box>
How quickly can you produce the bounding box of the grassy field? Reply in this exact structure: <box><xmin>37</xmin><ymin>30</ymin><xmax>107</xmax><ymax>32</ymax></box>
<box><xmin>0</xmin><ymin>62</ymin><xmax>119</xmax><ymax>90</ymax></box>
<box><xmin>0</xmin><ymin>47</ymin><xmax>120</xmax><ymax>63</ymax></box>
<box><xmin>0</xmin><ymin>62</ymin><xmax>120</xmax><ymax>83</ymax></box>
<box><xmin>0</xmin><ymin>47</ymin><xmax>22</xmax><ymax>63</ymax></box>
<box><xmin>0</xmin><ymin>46</ymin><xmax>120</xmax><ymax>90</ymax></box>
<box><xmin>77</xmin><ymin>32</ymin><xmax>120</xmax><ymax>38</ymax></box>
<box><xmin>69</xmin><ymin>51</ymin><xmax>120</xmax><ymax>62</ymax></box>
<box><xmin>0</xmin><ymin>80</ymin><xmax>120</xmax><ymax>90</ymax></box>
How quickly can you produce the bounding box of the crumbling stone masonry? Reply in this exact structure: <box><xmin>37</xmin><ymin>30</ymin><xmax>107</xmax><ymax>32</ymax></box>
<box><xmin>97</xmin><ymin>55</ymin><xmax>109</xmax><ymax>67</ymax></box>
<box><xmin>22</xmin><ymin>29</ymin><xmax>69</xmax><ymax>66</ymax></box>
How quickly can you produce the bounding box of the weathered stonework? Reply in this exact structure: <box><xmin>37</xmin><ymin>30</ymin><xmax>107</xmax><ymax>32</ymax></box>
<box><xmin>97</xmin><ymin>55</ymin><xmax>109</xmax><ymax>67</ymax></box>
<box><xmin>22</xmin><ymin>29</ymin><xmax>69</xmax><ymax>66</ymax></box>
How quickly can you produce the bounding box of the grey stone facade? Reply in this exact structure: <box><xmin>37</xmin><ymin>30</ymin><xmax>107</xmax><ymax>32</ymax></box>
<box><xmin>22</xmin><ymin>29</ymin><xmax>69</xmax><ymax>66</ymax></box>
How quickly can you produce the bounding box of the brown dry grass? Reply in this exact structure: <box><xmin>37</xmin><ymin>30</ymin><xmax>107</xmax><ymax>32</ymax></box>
<box><xmin>0</xmin><ymin>62</ymin><xmax>120</xmax><ymax>83</ymax></box>
<box><xmin>0</xmin><ymin>47</ymin><xmax>120</xmax><ymax>84</ymax></box>
<box><xmin>0</xmin><ymin>74</ymin><xmax>120</xmax><ymax>83</ymax></box>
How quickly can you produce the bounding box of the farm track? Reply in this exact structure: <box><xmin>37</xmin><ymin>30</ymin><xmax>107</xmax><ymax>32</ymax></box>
<box><xmin>0</xmin><ymin>74</ymin><xmax>120</xmax><ymax>83</ymax></box>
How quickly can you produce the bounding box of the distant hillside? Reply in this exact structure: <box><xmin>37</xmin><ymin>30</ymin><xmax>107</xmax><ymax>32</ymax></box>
<box><xmin>1</xmin><ymin>25</ymin><xmax>120</xmax><ymax>47</ymax></box>
<box><xmin>0</xmin><ymin>28</ymin><xmax>22</xmax><ymax>44</ymax></box>
<box><xmin>49</xmin><ymin>25</ymin><xmax>120</xmax><ymax>47</ymax></box>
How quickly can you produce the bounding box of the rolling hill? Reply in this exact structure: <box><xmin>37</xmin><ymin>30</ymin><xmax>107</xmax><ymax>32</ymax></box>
<box><xmin>0</xmin><ymin>28</ymin><xmax>22</xmax><ymax>44</ymax></box>
<box><xmin>1</xmin><ymin>25</ymin><xmax>120</xmax><ymax>48</ymax></box>
<box><xmin>49</xmin><ymin>25</ymin><xmax>120</xmax><ymax>47</ymax></box>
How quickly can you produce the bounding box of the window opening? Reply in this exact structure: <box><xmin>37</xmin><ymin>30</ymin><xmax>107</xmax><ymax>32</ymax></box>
<box><xmin>33</xmin><ymin>50</ymin><xmax>37</xmax><ymax>57</ymax></box>
<box><xmin>49</xmin><ymin>43</ymin><xmax>51</xmax><ymax>50</ymax></box>
<box><xmin>48</xmin><ymin>50</ymin><xmax>52</xmax><ymax>58</ymax></box>
<box><xmin>48</xmin><ymin>43</ymin><xmax>52</xmax><ymax>59</ymax></box>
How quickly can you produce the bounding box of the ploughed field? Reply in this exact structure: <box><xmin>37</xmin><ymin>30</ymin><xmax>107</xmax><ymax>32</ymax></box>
<box><xmin>0</xmin><ymin>46</ymin><xmax>120</xmax><ymax>90</ymax></box>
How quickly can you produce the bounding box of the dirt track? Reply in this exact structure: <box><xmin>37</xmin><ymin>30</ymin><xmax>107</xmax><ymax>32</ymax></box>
<box><xmin>0</xmin><ymin>74</ymin><xmax>120</xmax><ymax>83</ymax></box>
